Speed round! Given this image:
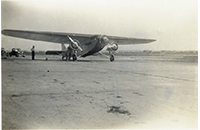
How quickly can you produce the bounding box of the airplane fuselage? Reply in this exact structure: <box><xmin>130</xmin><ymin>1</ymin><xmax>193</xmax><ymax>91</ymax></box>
<box><xmin>80</xmin><ymin>35</ymin><xmax>107</xmax><ymax>57</ymax></box>
<box><xmin>74</xmin><ymin>35</ymin><xmax>107</xmax><ymax>57</ymax></box>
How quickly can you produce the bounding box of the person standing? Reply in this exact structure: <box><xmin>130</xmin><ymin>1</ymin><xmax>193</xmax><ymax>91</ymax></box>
<box><xmin>31</xmin><ymin>46</ymin><xmax>35</xmax><ymax>60</ymax></box>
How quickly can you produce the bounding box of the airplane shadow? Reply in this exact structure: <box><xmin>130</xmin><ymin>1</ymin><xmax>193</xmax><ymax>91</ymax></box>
<box><xmin>76</xmin><ymin>59</ymin><xmax>136</xmax><ymax>62</ymax></box>
<box><xmin>2</xmin><ymin>57</ymin><xmax>137</xmax><ymax>63</ymax></box>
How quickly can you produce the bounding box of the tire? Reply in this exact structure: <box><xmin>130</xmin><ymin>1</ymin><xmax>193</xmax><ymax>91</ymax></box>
<box><xmin>72</xmin><ymin>54</ymin><xmax>77</xmax><ymax>61</ymax></box>
<box><xmin>110</xmin><ymin>54</ymin><xmax>114</xmax><ymax>62</ymax></box>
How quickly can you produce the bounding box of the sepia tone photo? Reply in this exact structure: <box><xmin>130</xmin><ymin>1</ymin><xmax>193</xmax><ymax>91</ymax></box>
<box><xmin>1</xmin><ymin>0</ymin><xmax>198</xmax><ymax>129</ymax></box>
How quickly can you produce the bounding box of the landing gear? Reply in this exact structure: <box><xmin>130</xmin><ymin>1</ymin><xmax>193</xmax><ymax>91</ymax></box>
<box><xmin>110</xmin><ymin>54</ymin><xmax>114</xmax><ymax>62</ymax></box>
<box><xmin>108</xmin><ymin>50</ymin><xmax>115</xmax><ymax>62</ymax></box>
<box><xmin>65</xmin><ymin>56</ymin><xmax>70</xmax><ymax>61</ymax></box>
<box><xmin>64</xmin><ymin>49</ymin><xmax>78</xmax><ymax>61</ymax></box>
<box><xmin>72</xmin><ymin>54</ymin><xmax>77</xmax><ymax>61</ymax></box>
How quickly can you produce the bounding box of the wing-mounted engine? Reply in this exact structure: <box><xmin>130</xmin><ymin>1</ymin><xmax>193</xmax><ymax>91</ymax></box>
<box><xmin>67</xmin><ymin>36</ymin><xmax>82</xmax><ymax>51</ymax></box>
<box><xmin>106</xmin><ymin>41</ymin><xmax>118</xmax><ymax>52</ymax></box>
<box><xmin>101</xmin><ymin>36</ymin><xmax>119</xmax><ymax>62</ymax></box>
<box><xmin>63</xmin><ymin>36</ymin><xmax>83</xmax><ymax>61</ymax></box>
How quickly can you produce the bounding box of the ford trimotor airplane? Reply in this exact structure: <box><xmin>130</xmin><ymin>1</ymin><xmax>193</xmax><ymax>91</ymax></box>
<box><xmin>2</xmin><ymin>29</ymin><xmax>156</xmax><ymax>61</ymax></box>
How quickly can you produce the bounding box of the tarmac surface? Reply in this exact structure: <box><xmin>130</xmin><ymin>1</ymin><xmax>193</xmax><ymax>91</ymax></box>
<box><xmin>2</xmin><ymin>54</ymin><xmax>198</xmax><ymax>129</ymax></box>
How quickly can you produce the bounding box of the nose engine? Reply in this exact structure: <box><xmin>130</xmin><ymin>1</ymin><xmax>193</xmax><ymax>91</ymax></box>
<box><xmin>106</xmin><ymin>42</ymin><xmax>118</xmax><ymax>52</ymax></box>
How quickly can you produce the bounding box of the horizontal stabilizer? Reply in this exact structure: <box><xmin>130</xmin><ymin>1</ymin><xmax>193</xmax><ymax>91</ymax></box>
<box><xmin>45</xmin><ymin>50</ymin><xmax>63</xmax><ymax>55</ymax></box>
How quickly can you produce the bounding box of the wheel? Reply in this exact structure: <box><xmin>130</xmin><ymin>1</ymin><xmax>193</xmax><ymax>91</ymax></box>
<box><xmin>110</xmin><ymin>54</ymin><xmax>114</xmax><ymax>62</ymax></box>
<box><xmin>68</xmin><ymin>52</ymin><xmax>73</xmax><ymax>61</ymax></box>
<box><xmin>72</xmin><ymin>54</ymin><xmax>77</xmax><ymax>61</ymax></box>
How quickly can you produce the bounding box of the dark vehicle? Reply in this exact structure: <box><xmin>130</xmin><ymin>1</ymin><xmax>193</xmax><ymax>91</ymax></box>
<box><xmin>1</xmin><ymin>48</ymin><xmax>8</xmax><ymax>59</ymax></box>
<box><xmin>9</xmin><ymin>48</ymin><xmax>25</xmax><ymax>57</ymax></box>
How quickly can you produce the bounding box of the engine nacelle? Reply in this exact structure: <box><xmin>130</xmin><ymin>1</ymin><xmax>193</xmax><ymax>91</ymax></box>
<box><xmin>106</xmin><ymin>42</ymin><xmax>118</xmax><ymax>52</ymax></box>
<box><xmin>69</xmin><ymin>39</ymin><xmax>81</xmax><ymax>50</ymax></box>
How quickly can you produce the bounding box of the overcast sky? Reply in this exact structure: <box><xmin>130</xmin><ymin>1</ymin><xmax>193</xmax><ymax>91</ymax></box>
<box><xmin>1</xmin><ymin>0</ymin><xmax>198</xmax><ymax>51</ymax></box>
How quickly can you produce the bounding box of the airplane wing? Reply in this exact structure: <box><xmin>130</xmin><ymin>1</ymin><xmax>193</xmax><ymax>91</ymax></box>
<box><xmin>107</xmin><ymin>35</ymin><xmax>156</xmax><ymax>45</ymax></box>
<box><xmin>1</xmin><ymin>29</ymin><xmax>92</xmax><ymax>44</ymax></box>
<box><xmin>2</xmin><ymin>29</ymin><xmax>155</xmax><ymax>45</ymax></box>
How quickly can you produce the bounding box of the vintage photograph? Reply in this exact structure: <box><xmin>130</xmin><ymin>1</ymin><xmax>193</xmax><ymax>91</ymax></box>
<box><xmin>1</xmin><ymin>0</ymin><xmax>198</xmax><ymax>129</ymax></box>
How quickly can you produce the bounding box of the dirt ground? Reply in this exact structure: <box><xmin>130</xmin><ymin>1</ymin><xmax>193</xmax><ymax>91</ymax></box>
<box><xmin>2</xmin><ymin>54</ymin><xmax>198</xmax><ymax>129</ymax></box>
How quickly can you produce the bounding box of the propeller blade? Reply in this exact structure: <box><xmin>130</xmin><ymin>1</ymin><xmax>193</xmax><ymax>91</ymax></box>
<box><xmin>67</xmin><ymin>36</ymin><xmax>74</xmax><ymax>42</ymax></box>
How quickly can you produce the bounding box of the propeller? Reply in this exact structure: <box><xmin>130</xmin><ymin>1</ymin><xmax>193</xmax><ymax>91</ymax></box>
<box><xmin>67</xmin><ymin>36</ymin><xmax>83</xmax><ymax>51</ymax></box>
<box><xmin>106</xmin><ymin>41</ymin><xmax>118</xmax><ymax>52</ymax></box>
